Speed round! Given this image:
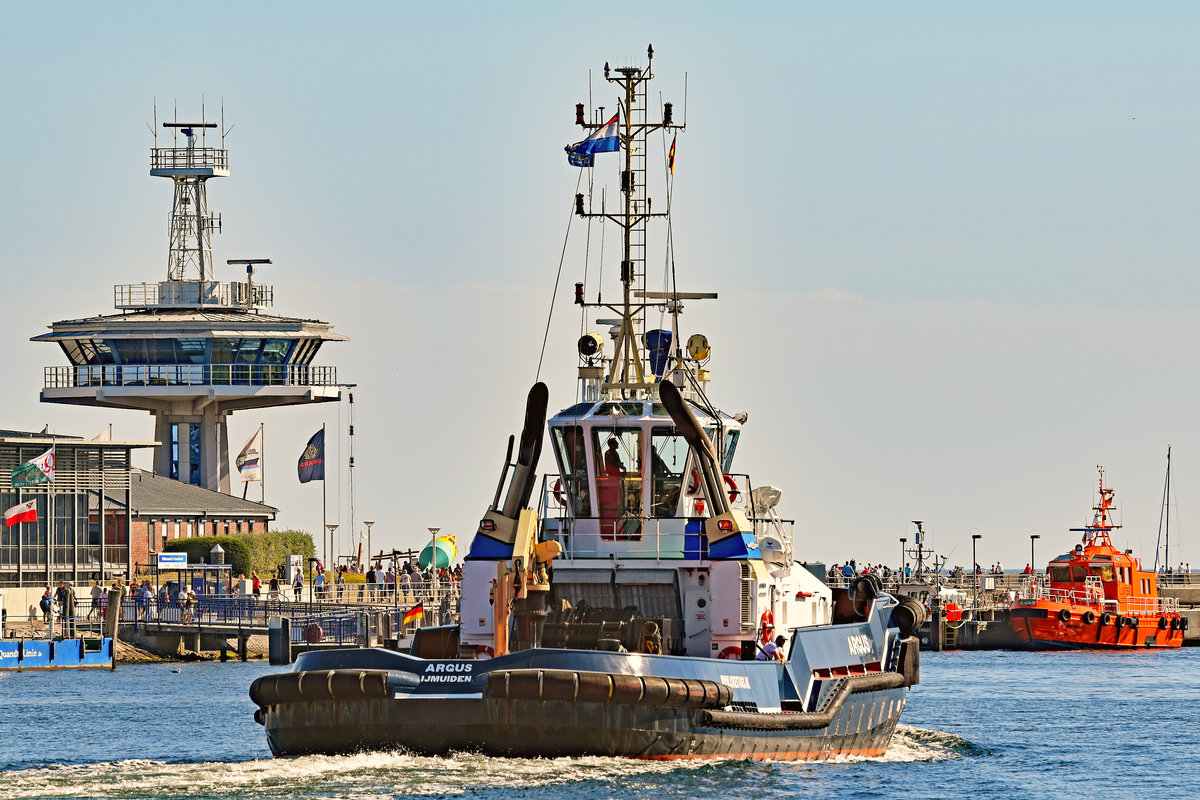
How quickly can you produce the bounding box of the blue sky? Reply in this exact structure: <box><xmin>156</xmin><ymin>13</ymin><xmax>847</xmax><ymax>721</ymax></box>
<box><xmin>3</xmin><ymin>3</ymin><xmax>1199</xmax><ymax>569</ymax></box>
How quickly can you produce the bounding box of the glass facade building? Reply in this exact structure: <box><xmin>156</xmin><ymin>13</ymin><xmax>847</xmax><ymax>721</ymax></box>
<box><xmin>0</xmin><ymin>434</ymin><xmax>136</xmax><ymax>588</ymax></box>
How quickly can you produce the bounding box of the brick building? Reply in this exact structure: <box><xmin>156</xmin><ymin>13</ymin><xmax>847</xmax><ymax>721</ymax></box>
<box><xmin>121</xmin><ymin>468</ymin><xmax>277</xmax><ymax>570</ymax></box>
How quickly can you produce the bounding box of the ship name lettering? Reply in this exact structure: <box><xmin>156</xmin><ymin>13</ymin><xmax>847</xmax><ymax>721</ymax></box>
<box><xmin>719</xmin><ymin>674</ymin><xmax>752</xmax><ymax>690</ymax></box>
<box><xmin>425</xmin><ymin>662</ymin><xmax>473</xmax><ymax>674</ymax></box>
<box><xmin>846</xmin><ymin>634</ymin><xmax>872</xmax><ymax>656</ymax></box>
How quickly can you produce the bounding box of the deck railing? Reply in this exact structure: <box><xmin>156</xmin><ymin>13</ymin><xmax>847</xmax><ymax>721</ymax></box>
<box><xmin>44</xmin><ymin>363</ymin><xmax>338</xmax><ymax>390</ymax></box>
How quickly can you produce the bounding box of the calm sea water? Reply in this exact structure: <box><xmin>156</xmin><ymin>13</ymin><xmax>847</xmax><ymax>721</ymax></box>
<box><xmin>0</xmin><ymin>648</ymin><xmax>1197</xmax><ymax>800</ymax></box>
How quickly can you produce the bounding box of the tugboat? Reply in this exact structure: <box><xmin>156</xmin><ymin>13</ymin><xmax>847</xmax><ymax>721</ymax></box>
<box><xmin>1008</xmin><ymin>468</ymin><xmax>1186</xmax><ymax>649</ymax></box>
<box><xmin>251</xmin><ymin>47</ymin><xmax>923</xmax><ymax>760</ymax></box>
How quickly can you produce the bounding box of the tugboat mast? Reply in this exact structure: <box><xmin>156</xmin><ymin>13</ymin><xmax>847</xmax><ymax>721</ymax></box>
<box><xmin>573</xmin><ymin>45</ymin><xmax>685</xmax><ymax>396</ymax></box>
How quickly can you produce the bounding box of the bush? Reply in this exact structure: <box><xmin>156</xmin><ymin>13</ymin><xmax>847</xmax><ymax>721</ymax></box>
<box><xmin>163</xmin><ymin>530</ymin><xmax>315</xmax><ymax>578</ymax></box>
<box><xmin>163</xmin><ymin>536</ymin><xmax>252</xmax><ymax>576</ymax></box>
<box><xmin>235</xmin><ymin>529</ymin><xmax>317</xmax><ymax>577</ymax></box>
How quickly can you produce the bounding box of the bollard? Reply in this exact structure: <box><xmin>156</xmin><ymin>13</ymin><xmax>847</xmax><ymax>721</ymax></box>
<box><xmin>356</xmin><ymin>612</ymin><xmax>370</xmax><ymax>648</ymax></box>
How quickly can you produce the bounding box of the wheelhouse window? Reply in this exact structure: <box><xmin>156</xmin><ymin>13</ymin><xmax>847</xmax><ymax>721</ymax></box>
<box><xmin>650</xmin><ymin>426</ymin><xmax>687</xmax><ymax>518</ymax></box>
<box><xmin>550</xmin><ymin>426</ymin><xmax>591</xmax><ymax>517</ymax></box>
<box><xmin>591</xmin><ymin>426</ymin><xmax>643</xmax><ymax>539</ymax></box>
<box><xmin>1049</xmin><ymin>564</ymin><xmax>1072</xmax><ymax>583</ymax></box>
<box><xmin>1089</xmin><ymin>564</ymin><xmax>1114</xmax><ymax>582</ymax></box>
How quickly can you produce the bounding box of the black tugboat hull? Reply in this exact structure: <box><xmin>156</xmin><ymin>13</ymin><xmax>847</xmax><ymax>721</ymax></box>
<box><xmin>262</xmin><ymin>688</ymin><xmax>907</xmax><ymax>760</ymax></box>
<box><xmin>252</xmin><ymin>639</ymin><xmax>915</xmax><ymax>761</ymax></box>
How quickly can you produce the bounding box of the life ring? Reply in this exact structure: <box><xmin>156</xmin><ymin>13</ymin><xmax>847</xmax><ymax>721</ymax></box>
<box><xmin>1057</xmin><ymin>609</ymin><xmax>1071</xmax><ymax>623</ymax></box>
<box><xmin>685</xmin><ymin>470</ymin><xmax>741</xmax><ymax>503</ymax></box>
<box><xmin>476</xmin><ymin>645</ymin><xmax>495</xmax><ymax>659</ymax></box>
<box><xmin>759</xmin><ymin>609</ymin><xmax>775</xmax><ymax>645</ymax></box>
<box><xmin>718</xmin><ymin>645</ymin><xmax>742</xmax><ymax>660</ymax></box>
<box><xmin>552</xmin><ymin>479</ymin><xmax>566</xmax><ymax>507</ymax></box>
<box><xmin>1099</xmin><ymin>612</ymin><xmax>1112</xmax><ymax>627</ymax></box>
<box><xmin>1081</xmin><ymin>610</ymin><xmax>1096</xmax><ymax>625</ymax></box>
<box><xmin>1158</xmin><ymin>616</ymin><xmax>1169</xmax><ymax>630</ymax></box>
<box><xmin>723</xmin><ymin>474</ymin><xmax>740</xmax><ymax>502</ymax></box>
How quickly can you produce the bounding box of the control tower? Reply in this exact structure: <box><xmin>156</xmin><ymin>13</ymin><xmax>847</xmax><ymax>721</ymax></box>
<box><xmin>33</xmin><ymin>114</ymin><xmax>346</xmax><ymax>493</ymax></box>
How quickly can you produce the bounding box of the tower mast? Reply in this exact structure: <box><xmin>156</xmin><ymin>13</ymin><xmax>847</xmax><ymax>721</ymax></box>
<box><xmin>574</xmin><ymin>45</ymin><xmax>684</xmax><ymax>397</ymax></box>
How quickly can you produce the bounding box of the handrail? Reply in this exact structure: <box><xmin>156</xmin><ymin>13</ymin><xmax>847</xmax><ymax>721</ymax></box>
<box><xmin>44</xmin><ymin>363</ymin><xmax>338</xmax><ymax>389</ymax></box>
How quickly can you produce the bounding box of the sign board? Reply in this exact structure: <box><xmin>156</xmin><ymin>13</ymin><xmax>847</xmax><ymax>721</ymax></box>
<box><xmin>157</xmin><ymin>552</ymin><xmax>188</xmax><ymax>568</ymax></box>
<box><xmin>288</xmin><ymin>554</ymin><xmax>303</xmax><ymax>584</ymax></box>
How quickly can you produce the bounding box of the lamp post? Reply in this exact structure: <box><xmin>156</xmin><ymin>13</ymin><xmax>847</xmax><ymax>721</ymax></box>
<box><xmin>428</xmin><ymin>527</ymin><xmax>441</xmax><ymax>624</ymax></box>
<box><xmin>324</xmin><ymin>524</ymin><xmax>338</xmax><ymax>601</ymax></box>
<box><xmin>1029</xmin><ymin>532</ymin><xmax>1040</xmax><ymax>572</ymax></box>
<box><xmin>899</xmin><ymin>537</ymin><xmax>907</xmax><ymax>580</ymax></box>
<box><xmin>363</xmin><ymin>520</ymin><xmax>375</xmax><ymax>570</ymax></box>
<box><xmin>971</xmin><ymin>533</ymin><xmax>983</xmax><ymax>607</ymax></box>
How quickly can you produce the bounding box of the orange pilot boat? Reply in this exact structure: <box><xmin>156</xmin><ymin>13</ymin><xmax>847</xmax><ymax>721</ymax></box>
<box><xmin>1008</xmin><ymin>468</ymin><xmax>1187</xmax><ymax>650</ymax></box>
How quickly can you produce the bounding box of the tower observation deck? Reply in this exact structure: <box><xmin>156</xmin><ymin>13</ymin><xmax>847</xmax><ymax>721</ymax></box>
<box><xmin>33</xmin><ymin>113</ymin><xmax>347</xmax><ymax>494</ymax></box>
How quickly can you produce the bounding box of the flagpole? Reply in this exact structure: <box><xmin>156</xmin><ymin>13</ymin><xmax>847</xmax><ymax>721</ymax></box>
<box><xmin>321</xmin><ymin>422</ymin><xmax>327</xmax><ymax>569</ymax></box>
<box><xmin>48</xmin><ymin>438</ymin><xmax>55</xmax><ymax>588</ymax></box>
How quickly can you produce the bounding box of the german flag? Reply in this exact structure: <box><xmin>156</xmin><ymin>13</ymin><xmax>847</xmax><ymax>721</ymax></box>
<box><xmin>402</xmin><ymin>604</ymin><xmax>424</xmax><ymax>626</ymax></box>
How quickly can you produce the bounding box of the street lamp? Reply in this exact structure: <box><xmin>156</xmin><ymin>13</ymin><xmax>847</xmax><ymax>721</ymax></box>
<box><xmin>324</xmin><ymin>523</ymin><xmax>339</xmax><ymax>598</ymax></box>
<box><xmin>428</xmin><ymin>526</ymin><xmax>441</xmax><ymax>623</ymax></box>
<box><xmin>1029</xmin><ymin>532</ymin><xmax>1040</xmax><ymax>572</ymax></box>
<box><xmin>971</xmin><ymin>533</ymin><xmax>983</xmax><ymax>607</ymax></box>
<box><xmin>363</xmin><ymin>520</ymin><xmax>375</xmax><ymax>570</ymax></box>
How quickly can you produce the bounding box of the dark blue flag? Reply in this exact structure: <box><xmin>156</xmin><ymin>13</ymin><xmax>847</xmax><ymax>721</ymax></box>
<box><xmin>297</xmin><ymin>429</ymin><xmax>325</xmax><ymax>484</ymax></box>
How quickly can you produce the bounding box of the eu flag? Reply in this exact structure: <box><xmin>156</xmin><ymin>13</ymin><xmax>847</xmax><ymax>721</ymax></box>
<box><xmin>297</xmin><ymin>429</ymin><xmax>325</xmax><ymax>484</ymax></box>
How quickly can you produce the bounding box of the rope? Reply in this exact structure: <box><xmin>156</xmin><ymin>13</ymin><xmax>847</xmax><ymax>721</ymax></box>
<box><xmin>536</xmin><ymin>170</ymin><xmax>585</xmax><ymax>382</ymax></box>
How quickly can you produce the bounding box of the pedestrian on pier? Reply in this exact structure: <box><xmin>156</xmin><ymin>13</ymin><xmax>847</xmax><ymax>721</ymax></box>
<box><xmin>292</xmin><ymin>570</ymin><xmax>303</xmax><ymax>602</ymax></box>
<box><xmin>366</xmin><ymin>566</ymin><xmax>377</xmax><ymax>602</ymax></box>
<box><xmin>62</xmin><ymin>582</ymin><xmax>77</xmax><ymax>637</ymax></box>
<box><xmin>269</xmin><ymin>575</ymin><xmax>279</xmax><ymax>601</ymax></box>
<box><xmin>336</xmin><ymin>567</ymin><xmax>346</xmax><ymax>601</ymax></box>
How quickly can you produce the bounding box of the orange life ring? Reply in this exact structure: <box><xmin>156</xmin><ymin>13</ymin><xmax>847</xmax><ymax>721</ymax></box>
<box><xmin>759</xmin><ymin>609</ymin><xmax>775</xmax><ymax>645</ymax></box>
<box><xmin>552</xmin><ymin>479</ymin><xmax>566</xmax><ymax>506</ymax></box>
<box><xmin>476</xmin><ymin>645</ymin><xmax>495</xmax><ymax>659</ymax></box>
<box><xmin>687</xmin><ymin>468</ymin><xmax>701</xmax><ymax>495</ymax></box>
<box><xmin>718</xmin><ymin>645</ymin><xmax>742</xmax><ymax>660</ymax></box>
<box><xmin>724</xmin><ymin>474</ymin><xmax>740</xmax><ymax>502</ymax></box>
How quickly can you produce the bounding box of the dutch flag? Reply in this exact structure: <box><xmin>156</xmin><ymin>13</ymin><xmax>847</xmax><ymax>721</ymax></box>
<box><xmin>566</xmin><ymin>113</ymin><xmax>620</xmax><ymax>167</ymax></box>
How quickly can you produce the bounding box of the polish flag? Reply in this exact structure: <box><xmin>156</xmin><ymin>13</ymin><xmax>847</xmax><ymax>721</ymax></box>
<box><xmin>4</xmin><ymin>500</ymin><xmax>37</xmax><ymax>527</ymax></box>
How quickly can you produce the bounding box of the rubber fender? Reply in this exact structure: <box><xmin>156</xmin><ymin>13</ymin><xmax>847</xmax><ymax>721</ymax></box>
<box><xmin>1099</xmin><ymin>612</ymin><xmax>1112</xmax><ymax>627</ymax></box>
<box><xmin>891</xmin><ymin>597</ymin><xmax>927</xmax><ymax>636</ymax></box>
<box><xmin>1182</xmin><ymin>616</ymin><xmax>1189</xmax><ymax>631</ymax></box>
<box><xmin>487</xmin><ymin>669</ymin><xmax>731</xmax><ymax>709</ymax></box>
<box><xmin>1115</xmin><ymin>615</ymin><xmax>1126</xmax><ymax>628</ymax></box>
<box><xmin>248</xmin><ymin>674</ymin><xmax>280</xmax><ymax>706</ymax></box>
<box><xmin>1158</xmin><ymin>616</ymin><xmax>1170</xmax><ymax>630</ymax></box>
<box><xmin>1081</xmin><ymin>610</ymin><xmax>1096</xmax><ymax>625</ymax></box>
<box><xmin>1169</xmin><ymin>616</ymin><xmax>1181</xmax><ymax>631</ymax></box>
<box><xmin>1127</xmin><ymin>616</ymin><xmax>1139</xmax><ymax>628</ymax></box>
<box><xmin>1058</xmin><ymin>609</ymin><xmax>1071</xmax><ymax>623</ymax></box>
<box><xmin>609</xmin><ymin>673</ymin><xmax>646</xmax><ymax>703</ymax></box>
<box><xmin>640</xmin><ymin>676</ymin><xmax>671</xmax><ymax>706</ymax></box>
<box><xmin>328</xmin><ymin>670</ymin><xmax>389</xmax><ymax>701</ymax></box>
<box><xmin>541</xmin><ymin>670</ymin><xmax>581</xmax><ymax>702</ymax></box>
<box><xmin>272</xmin><ymin>673</ymin><xmax>305</xmax><ymax>703</ymax></box>
<box><xmin>253</xmin><ymin>707</ymin><xmax>265</xmax><ymax>726</ymax></box>
<box><xmin>575</xmin><ymin>671</ymin><xmax>615</xmax><ymax>702</ymax></box>
<box><xmin>697</xmin><ymin>672</ymin><xmax>906</xmax><ymax>731</ymax></box>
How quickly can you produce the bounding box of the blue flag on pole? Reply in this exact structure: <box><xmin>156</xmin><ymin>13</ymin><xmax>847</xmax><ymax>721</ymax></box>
<box><xmin>565</xmin><ymin>113</ymin><xmax>619</xmax><ymax>167</ymax></box>
<box><xmin>297</xmin><ymin>429</ymin><xmax>325</xmax><ymax>484</ymax></box>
